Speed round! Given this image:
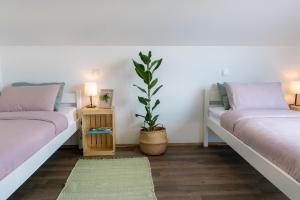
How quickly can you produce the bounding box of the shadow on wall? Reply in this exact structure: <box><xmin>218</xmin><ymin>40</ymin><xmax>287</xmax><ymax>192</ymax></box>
<box><xmin>167</xmin><ymin>89</ymin><xmax>204</xmax><ymax>143</ymax></box>
<box><xmin>101</xmin><ymin>59</ymin><xmax>142</xmax><ymax>144</ymax></box>
<box><xmin>100</xmin><ymin>59</ymin><xmax>133</xmax><ymax>104</ymax></box>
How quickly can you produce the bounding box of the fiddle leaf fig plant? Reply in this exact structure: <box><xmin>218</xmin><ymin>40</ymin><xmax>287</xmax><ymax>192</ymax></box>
<box><xmin>133</xmin><ymin>51</ymin><xmax>163</xmax><ymax>131</ymax></box>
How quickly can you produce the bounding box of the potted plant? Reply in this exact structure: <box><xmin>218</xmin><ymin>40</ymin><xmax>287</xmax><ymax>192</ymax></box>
<box><xmin>132</xmin><ymin>51</ymin><xmax>168</xmax><ymax>155</ymax></box>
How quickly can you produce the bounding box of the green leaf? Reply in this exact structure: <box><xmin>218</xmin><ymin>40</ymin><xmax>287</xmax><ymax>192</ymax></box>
<box><xmin>152</xmin><ymin>58</ymin><xmax>162</xmax><ymax>73</ymax></box>
<box><xmin>149</xmin><ymin>78</ymin><xmax>158</xmax><ymax>89</ymax></box>
<box><xmin>150</xmin><ymin>60</ymin><xmax>157</xmax><ymax>67</ymax></box>
<box><xmin>152</xmin><ymin>114</ymin><xmax>159</xmax><ymax>124</ymax></box>
<box><xmin>135</xmin><ymin>67</ymin><xmax>145</xmax><ymax>80</ymax></box>
<box><xmin>133</xmin><ymin>84</ymin><xmax>147</xmax><ymax>94</ymax></box>
<box><xmin>152</xmin><ymin>99</ymin><xmax>160</xmax><ymax>110</ymax></box>
<box><xmin>148</xmin><ymin>120</ymin><xmax>155</xmax><ymax>128</ymax></box>
<box><xmin>145</xmin><ymin>106</ymin><xmax>151</xmax><ymax>114</ymax></box>
<box><xmin>139</xmin><ymin>52</ymin><xmax>151</xmax><ymax>65</ymax></box>
<box><xmin>153</xmin><ymin>124</ymin><xmax>160</xmax><ymax>128</ymax></box>
<box><xmin>133</xmin><ymin>59</ymin><xmax>145</xmax><ymax>71</ymax></box>
<box><xmin>138</xmin><ymin>96</ymin><xmax>149</xmax><ymax>105</ymax></box>
<box><xmin>145</xmin><ymin>112</ymin><xmax>152</xmax><ymax>121</ymax></box>
<box><xmin>148</xmin><ymin>51</ymin><xmax>152</xmax><ymax>59</ymax></box>
<box><xmin>133</xmin><ymin>59</ymin><xmax>146</xmax><ymax>80</ymax></box>
<box><xmin>135</xmin><ymin>114</ymin><xmax>145</xmax><ymax>118</ymax></box>
<box><xmin>144</xmin><ymin>70</ymin><xmax>152</xmax><ymax>84</ymax></box>
<box><xmin>150</xmin><ymin>60</ymin><xmax>158</xmax><ymax>69</ymax></box>
<box><xmin>152</xmin><ymin>85</ymin><xmax>163</xmax><ymax>96</ymax></box>
<box><xmin>148</xmin><ymin>115</ymin><xmax>159</xmax><ymax>129</ymax></box>
<box><xmin>145</xmin><ymin>106</ymin><xmax>152</xmax><ymax>122</ymax></box>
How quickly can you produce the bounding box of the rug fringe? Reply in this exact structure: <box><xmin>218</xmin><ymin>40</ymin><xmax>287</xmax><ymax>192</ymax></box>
<box><xmin>80</xmin><ymin>155</ymin><xmax>146</xmax><ymax>160</ymax></box>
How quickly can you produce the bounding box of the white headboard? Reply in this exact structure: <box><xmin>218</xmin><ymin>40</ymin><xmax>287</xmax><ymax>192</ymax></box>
<box><xmin>203</xmin><ymin>84</ymin><xmax>222</xmax><ymax>123</ymax></box>
<box><xmin>204</xmin><ymin>84</ymin><xmax>222</xmax><ymax>108</ymax></box>
<box><xmin>203</xmin><ymin>85</ymin><xmax>223</xmax><ymax>146</ymax></box>
<box><xmin>61</xmin><ymin>90</ymin><xmax>82</xmax><ymax>109</ymax></box>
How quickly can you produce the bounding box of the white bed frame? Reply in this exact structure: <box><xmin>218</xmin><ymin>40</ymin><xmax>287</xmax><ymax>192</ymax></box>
<box><xmin>0</xmin><ymin>90</ymin><xmax>82</xmax><ymax>200</ymax></box>
<box><xmin>203</xmin><ymin>86</ymin><xmax>300</xmax><ymax>200</ymax></box>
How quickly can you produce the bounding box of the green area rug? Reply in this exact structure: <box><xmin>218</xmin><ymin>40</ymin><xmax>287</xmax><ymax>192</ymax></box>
<box><xmin>57</xmin><ymin>157</ymin><xmax>156</xmax><ymax>200</ymax></box>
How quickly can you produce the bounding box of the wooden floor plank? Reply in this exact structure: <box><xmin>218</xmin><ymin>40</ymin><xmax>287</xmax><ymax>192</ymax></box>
<box><xmin>8</xmin><ymin>146</ymin><xmax>289</xmax><ymax>200</ymax></box>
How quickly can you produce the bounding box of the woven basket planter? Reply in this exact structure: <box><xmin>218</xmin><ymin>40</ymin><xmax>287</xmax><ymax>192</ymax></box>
<box><xmin>139</xmin><ymin>127</ymin><xmax>168</xmax><ymax>155</ymax></box>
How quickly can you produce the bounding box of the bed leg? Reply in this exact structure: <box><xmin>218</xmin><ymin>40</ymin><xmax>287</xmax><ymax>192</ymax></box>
<box><xmin>203</xmin><ymin>126</ymin><xmax>209</xmax><ymax>147</ymax></box>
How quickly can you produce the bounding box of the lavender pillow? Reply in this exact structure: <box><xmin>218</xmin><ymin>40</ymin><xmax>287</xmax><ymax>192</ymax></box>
<box><xmin>224</xmin><ymin>82</ymin><xmax>288</xmax><ymax>110</ymax></box>
<box><xmin>0</xmin><ymin>85</ymin><xmax>60</xmax><ymax>112</ymax></box>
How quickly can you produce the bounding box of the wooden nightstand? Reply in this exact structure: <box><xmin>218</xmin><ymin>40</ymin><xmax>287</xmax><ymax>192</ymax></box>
<box><xmin>290</xmin><ymin>105</ymin><xmax>300</xmax><ymax>111</ymax></box>
<box><xmin>80</xmin><ymin>107</ymin><xmax>116</xmax><ymax>156</ymax></box>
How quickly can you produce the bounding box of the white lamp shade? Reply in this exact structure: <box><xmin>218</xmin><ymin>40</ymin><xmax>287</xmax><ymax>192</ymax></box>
<box><xmin>84</xmin><ymin>82</ymin><xmax>98</xmax><ymax>96</ymax></box>
<box><xmin>291</xmin><ymin>81</ymin><xmax>300</xmax><ymax>94</ymax></box>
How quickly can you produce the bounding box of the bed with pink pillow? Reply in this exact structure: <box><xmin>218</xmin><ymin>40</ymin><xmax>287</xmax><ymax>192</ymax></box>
<box><xmin>204</xmin><ymin>82</ymin><xmax>300</xmax><ymax>199</ymax></box>
<box><xmin>220</xmin><ymin>82</ymin><xmax>300</xmax><ymax>182</ymax></box>
<box><xmin>0</xmin><ymin>85</ymin><xmax>80</xmax><ymax>200</ymax></box>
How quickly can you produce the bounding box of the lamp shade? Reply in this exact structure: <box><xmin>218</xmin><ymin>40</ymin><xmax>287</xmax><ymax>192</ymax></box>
<box><xmin>84</xmin><ymin>82</ymin><xmax>98</xmax><ymax>96</ymax></box>
<box><xmin>291</xmin><ymin>81</ymin><xmax>300</xmax><ymax>94</ymax></box>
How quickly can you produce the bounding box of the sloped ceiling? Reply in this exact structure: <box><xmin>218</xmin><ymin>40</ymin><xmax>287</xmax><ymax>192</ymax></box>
<box><xmin>0</xmin><ymin>0</ymin><xmax>299</xmax><ymax>45</ymax></box>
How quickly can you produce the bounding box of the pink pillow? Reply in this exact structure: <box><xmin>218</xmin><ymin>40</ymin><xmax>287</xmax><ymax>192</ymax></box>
<box><xmin>224</xmin><ymin>82</ymin><xmax>288</xmax><ymax>110</ymax></box>
<box><xmin>0</xmin><ymin>85</ymin><xmax>60</xmax><ymax>112</ymax></box>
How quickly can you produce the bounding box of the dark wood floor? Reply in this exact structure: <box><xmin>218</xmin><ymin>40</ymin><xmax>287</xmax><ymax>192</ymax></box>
<box><xmin>8</xmin><ymin>145</ymin><xmax>289</xmax><ymax>200</ymax></box>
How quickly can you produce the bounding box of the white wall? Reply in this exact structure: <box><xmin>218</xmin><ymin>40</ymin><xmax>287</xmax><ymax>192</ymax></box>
<box><xmin>1</xmin><ymin>0</ymin><xmax>300</xmax><ymax>45</ymax></box>
<box><xmin>0</xmin><ymin>46</ymin><xmax>299</xmax><ymax>144</ymax></box>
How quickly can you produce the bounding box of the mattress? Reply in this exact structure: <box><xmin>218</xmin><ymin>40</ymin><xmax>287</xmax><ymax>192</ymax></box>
<box><xmin>58</xmin><ymin>106</ymin><xmax>77</xmax><ymax>125</ymax></box>
<box><xmin>221</xmin><ymin>109</ymin><xmax>300</xmax><ymax>182</ymax></box>
<box><xmin>208</xmin><ymin>106</ymin><xmax>227</xmax><ymax>122</ymax></box>
<box><xmin>0</xmin><ymin>111</ymin><xmax>68</xmax><ymax>180</ymax></box>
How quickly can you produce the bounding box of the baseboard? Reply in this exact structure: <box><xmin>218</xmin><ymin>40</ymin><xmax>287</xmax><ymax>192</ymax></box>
<box><xmin>116</xmin><ymin>142</ymin><xmax>227</xmax><ymax>147</ymax></box>
<box><xmin>167</xmin><ymin>143</ymin><xmax>201</xmax><ymax>146</ymax></box>
<box><xmin>116</xmin><ymin>144</ymin><xmax>138</xmax><ymax>148</ymax></box>
<box><xmin>61</xmin><ymin>142</ymin><xmax>227</xmax><ymax>149</ymax></box>
<box><xmin>61</xmin><ymin>145</ymin><xmax>79</xmax><ymax>149</ymax></box>
<box><xmin>167</xmin><ymin>142</ymin><xmax>227</xmax><ymax>146</ymax></box>
<box><xmin>206</xmin><ymin>142</ymin><xmax>227</xmax><ymax>146</ymax></box>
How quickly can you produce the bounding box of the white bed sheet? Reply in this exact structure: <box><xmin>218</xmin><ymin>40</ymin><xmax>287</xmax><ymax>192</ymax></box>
<box><xmin>58</xmin><ymin>106</ymin><xmax>77</xmax><ymax>125</ymax></box>
<box><xmin>208</xmin><ymin>106</ymin><xmax>227</xmax><ymax>122</ymax></box>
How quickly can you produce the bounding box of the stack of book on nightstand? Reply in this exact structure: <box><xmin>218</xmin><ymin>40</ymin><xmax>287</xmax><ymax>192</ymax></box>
<box><xmin>87</xmin><ymin>128</ymin><xmax>112</xmax><ymax>134</ymax></box>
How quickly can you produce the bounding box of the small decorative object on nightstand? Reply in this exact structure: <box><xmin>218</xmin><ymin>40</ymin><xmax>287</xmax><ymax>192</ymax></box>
<box><xmin>99</xmin><ymin>89</ymin><xmax>113</xmax><ymax>108</ymax></box>
<box><xmin>81</xmin><ymin>107</ymin><xmax>115</xmax><ymax>156</ymax></box>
